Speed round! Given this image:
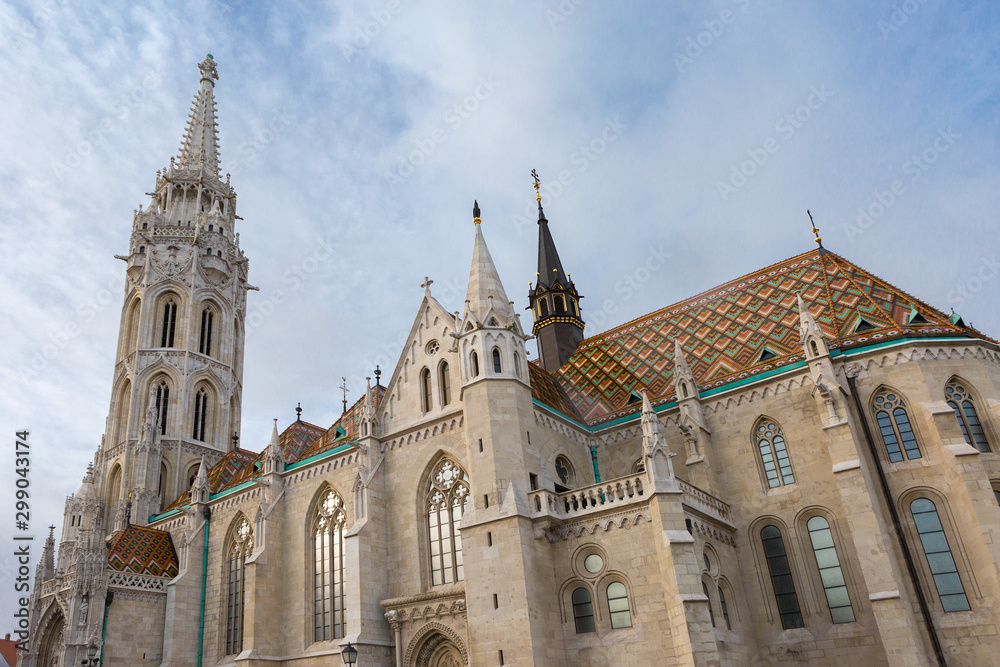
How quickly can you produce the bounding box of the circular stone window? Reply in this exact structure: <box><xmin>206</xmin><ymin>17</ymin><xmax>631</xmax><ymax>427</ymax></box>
<box><xmin>425</xmin><ymin>340</ymin><xmax>440</xmax><ymax>355</ymax></box>
<box><xmin>584</xmin><ymin>554</ymin><xmax>605</xmax><ymax>574</ymax></box>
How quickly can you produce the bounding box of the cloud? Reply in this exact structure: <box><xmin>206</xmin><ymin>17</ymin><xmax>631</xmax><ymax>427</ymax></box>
<box><xmin>2</xmin><ymin>0</ymin><xmax>999</xmax><ymax>628</ymax></box>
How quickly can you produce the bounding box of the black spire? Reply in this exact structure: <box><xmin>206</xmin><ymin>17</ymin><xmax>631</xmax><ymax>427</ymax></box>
<box><xmin>527</xmin><ymin>170</ymin><xmax>584</xmax><ymax>372</ymax></box>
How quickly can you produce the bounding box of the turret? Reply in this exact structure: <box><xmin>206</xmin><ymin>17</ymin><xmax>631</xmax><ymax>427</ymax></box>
<box><xmin>526</xmin><ymin>171</ymin><xmax>584</xmax><ymax>371</ymax></box>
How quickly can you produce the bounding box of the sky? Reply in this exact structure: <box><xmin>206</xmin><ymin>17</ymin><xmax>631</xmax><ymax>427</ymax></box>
<box><xmin>1</xmin><ymin>0</ymin><xmax>999</xmax><ymax>633</ymax></box>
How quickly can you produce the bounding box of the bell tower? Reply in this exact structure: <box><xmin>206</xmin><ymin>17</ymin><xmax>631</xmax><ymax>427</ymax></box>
<box><xmin>96</xmin><ymin>55</ymin><xmax>253</xmax><ymax>527</ymax></box>
<box><xmin>526</xmin><ymin>170</ymin><xmax>584</xmax><ymax>371</ymax></box>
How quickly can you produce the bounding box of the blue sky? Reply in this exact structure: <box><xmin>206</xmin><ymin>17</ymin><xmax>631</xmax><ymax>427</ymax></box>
<box><xmin>1</xmin><ymin>0</ymin><xmax>999</xmax><ymax>631</ymax></box>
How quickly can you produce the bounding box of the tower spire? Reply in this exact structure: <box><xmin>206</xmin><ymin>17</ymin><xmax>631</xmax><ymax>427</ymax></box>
<box><xmin>465</xmin><ymin>201</ymin><xmax>514</xmax><ymax>321</ymax></box>
<box><xmin>527</xmin><ymin>170</ymin><xmax>584</xmax><ymax>371</ymax></box>
<box><xmin>177</xmin><ymin>55</ymin><xmax>221</xmax><ymax>176</ymax></box>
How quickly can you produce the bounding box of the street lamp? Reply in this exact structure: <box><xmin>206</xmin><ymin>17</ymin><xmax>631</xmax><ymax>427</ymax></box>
<box><xmin>341</xmin><ymin>641</ymin><xmax>358</xmax><ymax>664</ymax></box>
<box><xmin>81</xmin><ymin>642</ymin><xmax>100</xmax><ymax>666</ymax></box>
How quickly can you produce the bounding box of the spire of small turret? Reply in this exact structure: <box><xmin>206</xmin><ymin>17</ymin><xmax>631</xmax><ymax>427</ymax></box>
<box><xmin>177</xmin><ymin>55</ymin><xmax>221</xmax><ymax>176</ymax></box>
<box><xmin>532</xmin><ymin>170</ymin><xmax>569</xmax><ymax>289</ymax></box>
<box><xmin>672</xmin><ymin>339</ymin><xmax>699</xmax><ymax>400</ymax></box>
<box><xmin>465</xmin><ymin>202</ymin><xmax>514</xmax><ymax>321</ymax></box>
<box><xmin>192</xmin><ymin>455</ymin><xmax>210</xmax><ymax>504</ymax></box>
<box><xmin>264</xmin><ymin>419</ymin><xmax>285</xmax><ymax>474</ymax></box>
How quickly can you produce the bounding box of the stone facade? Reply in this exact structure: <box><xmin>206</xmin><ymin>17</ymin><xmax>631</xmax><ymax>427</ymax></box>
<box><xmin>21</xmin><ymin>57</ymin><xmax>1000</xmax><ymax>667</ymax></box>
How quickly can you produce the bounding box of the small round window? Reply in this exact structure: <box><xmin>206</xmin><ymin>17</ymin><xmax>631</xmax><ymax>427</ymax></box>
<box><xmin>425</xmin><ymin>340</ymin><xmax>440</xmax><ymax>355</ymax></box>
<box><xmin>584</xmin><ymin>554</ymin><xmax>604</xmax><ymax>574</ymax></box>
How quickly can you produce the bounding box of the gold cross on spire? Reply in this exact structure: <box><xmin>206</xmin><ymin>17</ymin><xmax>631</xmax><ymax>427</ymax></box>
<box><xmin>531</xmin><ymin>169</ymin><xmax>541</xmax><ymax>202</ymax></box>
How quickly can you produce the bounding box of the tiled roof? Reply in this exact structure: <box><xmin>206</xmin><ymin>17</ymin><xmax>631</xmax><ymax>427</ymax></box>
<box><xmin>528</xmin><ymin>361</ymin><xmax>583</xmax><ymax>422</ymax></box>
<box><xmin>159</xmin><ymin>388</ymin><xmax>386</xmax><ymax>512</ymax></box>
<box><xmin>107</xmin><ymin>525</ymin><xmax>178</xmax><ymax>577</ymax></box>
<box><xmin>546</xmin><ymin>248</ymin><xmax>985</xmax><ymax>426</ymax></box>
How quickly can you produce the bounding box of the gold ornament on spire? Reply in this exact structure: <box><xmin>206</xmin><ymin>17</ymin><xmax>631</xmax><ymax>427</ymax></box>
<box><xmin>473</xmin><ymin>200</ymin><xmax>481</xmax><ymax>225</ymax></box>
<box><xmin>531</xmin><ymin>169</ymin><xmax>542</xmax><ymax>202</ymax></box>
<box><xmin>807</xmin><ymin>210</ymin><xmax>823</xmax><ymax>248</ymax></box>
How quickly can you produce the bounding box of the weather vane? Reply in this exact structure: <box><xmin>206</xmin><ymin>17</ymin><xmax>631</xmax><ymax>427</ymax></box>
<box><xmin>531</xmin><ymin>169</ymin><xmax>541</xmax><ymax>202</ymax></box>
<box><xmin>340</xmin><ymin>378</ymin><xmax>349</xmax><ymax>414</ymax></box>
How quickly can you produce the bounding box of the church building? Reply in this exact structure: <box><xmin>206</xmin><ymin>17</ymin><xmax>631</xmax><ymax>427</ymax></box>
<box><xmin>22</xmin><ymin>56</ymin><xmax>1000</xmax><ymax>667</ymax></box>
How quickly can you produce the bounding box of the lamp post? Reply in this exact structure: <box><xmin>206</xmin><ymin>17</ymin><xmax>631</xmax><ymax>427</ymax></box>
<box><xmin>81</xmin><ymin>642</ymin><xmax>100</xmax><ymax>666</ymax></box>
<box><xmin>341</xmin><ymin>641</ymin><xmax>358</xmax><ymax>664</ymax></box>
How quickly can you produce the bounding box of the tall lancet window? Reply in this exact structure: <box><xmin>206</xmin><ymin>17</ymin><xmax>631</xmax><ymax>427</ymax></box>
<box><xmin>492</xmin><ymin>348</ymin><xmax>502</xmax><ymax>373</ymax></box>
<box><xmin>225</xmin><ymin>518</ymin><xmax>254</xmax><ymax>655</ymax></box>
<box><xmin>440</xmin><ymin>362</ymin><xmax>451</xmax><ymax>406</ymax></box>
<box><xmin>754</xmin><ymin>418</ymin><xmax>795</xmax><ymax>488</ymax></box>
<box><xmin>872</xmin><ymin>389</ymin><xmax>921</xmax><ymax>462</ymax></box>
<box><xmin>421</xmin><ymin>368</ymin><xmax>432</xmax><ymax>413</ymax></box>
<box><xmin>155</xmin><ymin>380</ymin><xmax>170</xmax><ymax>436</ymax></box>
<box><xmin>313</xmin><ymin>489</ymin><xmax>347</xmax><ymax>642</ymax></box>
<box><xmin>199</xmin><ymin>307</ymin><xmax>214</xmax><ymax>356</ymax></box>
<box><xmin>160</xmin><ymin>297</ymin><xmax>178</xmax><ymax>348</ymax></box>
<box><xmin>427</xmin><ymin>458</ymin><xmax>470</xmax><ymax>586</ymax></box>
<box><xmin>945</xmin><ymin>380</ymin><xmax>990</xmax><ymax>452</ymax></box>
<box><xmin>192</xmin><ymin>388</ymin><xmax>209</xmax><ymax>441</ymax></box>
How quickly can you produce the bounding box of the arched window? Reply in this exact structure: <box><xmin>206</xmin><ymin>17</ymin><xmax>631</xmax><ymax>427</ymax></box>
<box><xmin>159</xmin><ymin>297</ymin><xmax>178</xmax><ymax>348</ymax></box>
<box><xmin>124</xmin><ymin>299</ymin><xmax>141</xmax><ymax>356</ymax></box>
<box><xmin>539</xmin><ymin>298</ymin><xmax>549</xmax><ymax>317</ymax></box>
<box><xmin>192</xmin><ymin>388</ymin><xmax>209</xmax><ymax>441</ymax></box>
<box><xmin>107</xmin><ymin>464</ymin><xmax>123</xmax><ymax>506</ymax></box>
<box><xmin>513</xmin><ymin>352</ymin><xmax>521</xmax><ymax>379</ymax></box>
<box><xmin>439</xmin><ymin>362</ymin><xmax>451</xmax><ymax>406</ymax></box>
<box><xmin>554</xmin><ymin>455</ymin><xmax>574</xmax><ymax>490</ymax></box>
<box><xmin>426</xmin><ymin>458</ymin><xmax>470</xmax><ymax>586</ymax></box>
<box><xmin>607</xmin><ymin>581</ymin><xmax>632</xmax><ymax>629</ymax></box>
<box><xmin>555</xmin><ymin>295</ymin><xmax>566</xmax><ymax>314</ymax></box>
<box><xmin>718</xmin><ymin>584</ymin><xmax>732</xmax><ymax>630</ymax></box>
<box><xmin>155</xmin><ymin>380</ymin><xmax>170</xmax><ymax>436</ymax></box>
<box><xmin>492</xmin><ymin>348</ymin><xmax>502</xmax><ymax>373</ymax></box>
<box><xmin>910</xmin><ymin>498</ymin><xmax>970</xmax><ymax>612</ymax></box>
<box><xmin>872</xmin><ymin>390</ymin><xmax>921</xmax><ymax>462</ymax></box>
<box><xmin>702</xmin><ymin>581</ymin><xmax>715</xmax><ymax>627</ymax></box>
<box><xmin>806</xmin><ymin>516</ymin><xmax>855</xmax><ymax>623</ymax></box>
<box><xmin>199</xmin><ymin>307</ymin><xmax>215</xmax><ymax>356</ymax></box>
<box><xmin>313</xmin><ymin>489</ymin><xmax>347</xmax><ymax>642</ymax></box>
<box><xmin>755</xmin><ymin>419</ymin><xmax>795</xmax><ymax>488</ymax></box>
<box><xmin>760</xmin><ymin>525</ymin><xmax>804</xmax><ymax>629</ymax></box>
<box><xmin>572</xmin><ymin>587</ymin><xmax>595</xmax><ymax>633</ymax></box>
<box><xmin>421</xmin><ymin>368</ymin><xmax>432</xmax><ymax>413</ymax></box>
<box><xmin>946</xmin><ymin>381</ymin><xmax>990</xmax><ymax>452</ymax></box>
<box><xmin>470</xmin><ymin>351</ymin><xmax>479</xmax><ymax>378</ymax></box>
<box><xmin>187</xmin><ymin>464</ymin><xmax>200</xmax><ymax>489</ymax></box>
<box><xmin>226</xmin><ymin>518</ymin><xmax>254</xmax><ymax>655</ymax></box>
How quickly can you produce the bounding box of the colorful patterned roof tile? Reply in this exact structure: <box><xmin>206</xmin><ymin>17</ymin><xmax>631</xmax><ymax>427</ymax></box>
<box><xmin>107</xmin><ymin>525</ymin><xmax>178</xmax><ymax>577</ymax></box>
<box><xmin>544</xmin><ymin>248</ymin><xmax>986</xmax><ymax>426</ymax></box>
<box><xmin>528</xmin><ymin>361</ymin><xmax>583</xmax><ymax>422</ymax></box>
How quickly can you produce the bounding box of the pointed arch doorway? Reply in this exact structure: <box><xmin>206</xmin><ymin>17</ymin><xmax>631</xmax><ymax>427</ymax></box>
<box><xmin>415</xmin><ymin>633</ymin><xmax>464</xmax><ymax>667</ymax></box>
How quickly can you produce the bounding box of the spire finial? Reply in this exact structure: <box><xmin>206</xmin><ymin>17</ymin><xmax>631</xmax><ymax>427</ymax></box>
<box><xmin>295</xmin><ymin>402</ymin><xmax>302</xmax><ymax>422</ymax></box>
<box><xmin>808</xmin><ymin>210</ymin><xmax>823</xmax><ymax>248</ymax></box>
<box><xmin>374</xmin><ymin>365</ymin><xmax>382</xmax><ymax>386</ymax></box>
<box><xmin>340</xmin><ymin>378</ymin><xmax>349</xmax><ymax>414</ymax></box>
<box><xmin>473</xmin><ymin>200</ymin><xmax>481</xmax><ymax>225</ymax></box>
<box><xmin>532</xmin><ymin>169</ymin><xmax>547</xmax><ymax>221</ymax></box>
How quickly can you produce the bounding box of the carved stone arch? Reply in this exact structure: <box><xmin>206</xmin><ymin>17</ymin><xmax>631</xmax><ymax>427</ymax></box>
<box><xmin>34</xmin><ymin>598</ymin><xmax>67</xmax><ymax>663</ymax></box>
<box><xmin>404</xmin><ymin>621</ymin><xmax>469</xmax><ymax>667</ymax></box>
<box><xmin>106</xmin><ymin>461</ymin><xmax>124</xmax><ymax>506</ymax></box>
<box><xmin>194</xmin><ymin>289</ymin><xmax>232</xmax><ymax>318</ymax></box>
<box><xmin>304</xmin><ymin>482</ymin><xmax>347</xmax><ymax>535</ymax></box>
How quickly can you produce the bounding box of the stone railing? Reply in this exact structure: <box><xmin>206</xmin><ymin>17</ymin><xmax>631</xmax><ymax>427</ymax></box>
<box><xmin>677</xmin><ymin>479</ymin><xmax>733</xmax><ymax>525</ymax></box>
<box><xmin>529</xmin><ymin>474</ymin><xmax>646</xmax><ymax>521</ymax></box>
<box><xmin>528</xmin><ymin>474</ymin><xmax>734</xmax><ymax>528</ymax></box>
<box><xmin>107</xmin><ymin>571</ymin><xmax>169</xmax><ymax>592</ymax></box>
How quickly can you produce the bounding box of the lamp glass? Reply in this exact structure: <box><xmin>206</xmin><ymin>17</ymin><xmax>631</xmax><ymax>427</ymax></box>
<box><xmin>342</xmin><ymin>642</ymin><xmax>358</xmax><ymax>665</ymax></box>
<box><xmin>87</xmin><ymin>643</ymin><xmax>99</xmax><ymax>658</ymax></box>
